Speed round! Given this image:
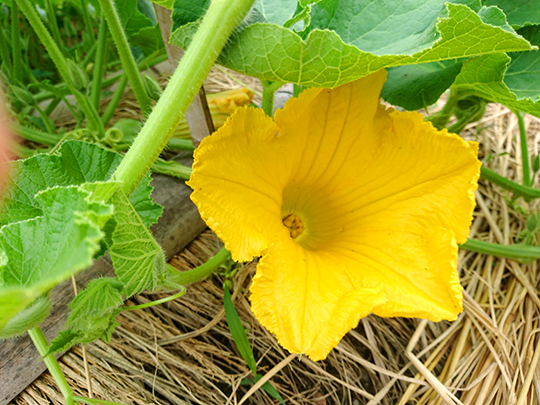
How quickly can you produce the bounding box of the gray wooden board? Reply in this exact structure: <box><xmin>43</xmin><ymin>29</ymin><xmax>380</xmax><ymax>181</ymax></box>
<box><xmin>0</xmin><ymin>173</ymin><xmax>206</xmax><ymax>404</ymax></box>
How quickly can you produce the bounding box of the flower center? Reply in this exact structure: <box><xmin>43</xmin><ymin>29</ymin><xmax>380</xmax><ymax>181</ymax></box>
<box><xmin>282</xmin><ymin>214</ymin><xmax>304</xmax><ymax>239</ymax></box>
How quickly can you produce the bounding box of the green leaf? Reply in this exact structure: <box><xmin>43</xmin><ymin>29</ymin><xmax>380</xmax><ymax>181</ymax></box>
<box><xmin>223</xmin><ymin>285</ymin><xmax>257</xmax><ymax>374</ymax></box>
<box><xmin>171</xmin><ymin>2</ymin><xmax>533</xmax><ymax>87</ymax></box>
<box><xmin>171</xmin><ymin>0</ymin><xmax>210</xmax><ymax>31</ymax></box>
<box><xmin>504</xmin><ymin>26</ymin><xmax>540</xmax><ymax>101</ymax></box>
<box><xmin>146</xmin><ymin>0</ymin><xmax>173</xmax><ymax>10</ymax></box>
<box><xmin>0</xmin><ymin>141</ymin><xmax>164</xmax><ymax>336</ymax></box>
<box><xmin>258</xmin><ymin>376</ymin><xmax>286</xmax><ymax>405</ymax></box>
<box><xmin>0</xmin><ymin>295</ymin><xmax>51</xmax><ymax>339</ymax></box>
<box><xmin>453</xmin><ymin>26</ymin><xmax>540</xmax><ymax>116</ymax></box>
<box><xmin>108</xmin><ymin>188</ymin><xmax>167</xmax><ymax>296</ymax></box>
<box><xmin>0</xmin><ymin>141</ymin><xmax>162</xmax><ymax>228</ymax></box>
<box><xmin>138</xmin><ymin>0</ymin><xmax>158</xmax><ymax>25</ymax></box>
<box><xmin>0</xmin><ymin>185</ymin><xmax>113</xmax><ymax>334</ymax></box>
<box><xmin>47</xmin><ymin>278</ymin><xmax>124</xmax><ymax>354</ymax></box>
<box><xmin>484</xmin><ymin>0</ymin><xmax>540</xmax><ymax>29</ymax></box>
<box><xmin>382</xmin><ymin>59</ymin><xmax>464</xmax><ymax>110</ymax></box>
<box><xmin>255</xmin><ymin>0</ymin><xmax>298</xmax><ymax>26</ymax></box>
<box><xmin>455</xmin><ymin>0</ymin><xmax>481</xmax><ymax>12</ymax></box>
<box><xmin>116</xmin><ymin>0</ymin><xmax>155</xmax><ymax>39</ymax></box>
<box><xmin>129</xmin><ymin>24</ymin><xmax>165</xmax><ymax>57</ymax></box>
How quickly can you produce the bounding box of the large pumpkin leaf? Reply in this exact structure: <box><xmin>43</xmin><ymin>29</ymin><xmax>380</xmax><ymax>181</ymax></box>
<box><xmin>0</xmin><ymin>185</ymin><xmax>113</xmax><ymax>335</ymax></box>
<box><xmin>452</xmin><ymin>25</ymin><xmax>540</xmax><ymax>116</ymax></box>
<box><xmin>171</xmin><ymin>1</ymin><xmax>533</xmax><ymax>88</ymax></box>
<box><xmin>0</xmin><ymin>141</ymin><xmax>166</xmax><ymax>337</ymax></box>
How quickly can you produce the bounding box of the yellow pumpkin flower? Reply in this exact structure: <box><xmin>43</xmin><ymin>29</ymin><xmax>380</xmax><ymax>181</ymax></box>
<box><xmin>188</xmin><ymin>70</ymin><xmax>480</xmax><ymax>361</ymax></box>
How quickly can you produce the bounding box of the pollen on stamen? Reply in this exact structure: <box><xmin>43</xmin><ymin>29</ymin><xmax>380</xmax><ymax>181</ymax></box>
<box><xmin>282</xmin><ymin>214</ymin><xmax>304</xmax><ymax>239</ymax></box>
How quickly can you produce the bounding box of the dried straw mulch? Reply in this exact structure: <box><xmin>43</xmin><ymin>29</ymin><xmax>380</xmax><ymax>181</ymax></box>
<box><xmin>10</xmin><ymin>69</ymin><xmax>540</xmax><ymax>405</ymax></box>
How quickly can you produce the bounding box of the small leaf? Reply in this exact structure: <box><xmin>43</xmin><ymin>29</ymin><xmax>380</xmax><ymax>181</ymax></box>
<box><xmin>0</xmin><ymin>141</ymin><xmax>163</xmax><ymax>336</ymax></box>
<box><xmin>171</xmin><ymin>0</ymin><xmax>210</xmax><ymax>31</ymax></box>
<box><xmin>254</xmin><ymin>374</ymin><xmax>287</xmax><ymax>404</ymax></box>
<box><xmin>145</xmin><ymin>0</ymin><xmax>173</xmax><ymax>10</ymax></box>
<box><xmin>223</xmin><ymin>285</ymin><xmax>257</xmax><ymax>374</ymax></box>
<box><xmin>0</xmin><ymin>140</ymin><xmax>162</xmax><ymax>229</ymax></box>
<box><xmin>109</xmin><ymin>188</ymin><xmax>167</xmax><ymax>296</ymax></box>
<box><xmin>382</xmin><ymin>59</ymin><xmax>464</xmax><ymax>110</ymax></box>
<box><xmin>484</xmin><ymin>0</ymin><xmax>540</xmax><ymax>29</ymax></box>
<box><xmin>116</xmin><ymin>0</ymin><xmax>155</xmax><ymax>39</ymax></box>
<box><xmin>48</xmin><ymin>278</ymin><xmax>124</xmax><ymax>354</ymax></box>
<box><xmin>0</xmin><ymin>185</ymin><xmax>113</xmax><ymax>333</ymax></box>
<box><xmin>254</xmin><ymin>0</ymin><xmax>298</xmax><ymax>26</ymax></box>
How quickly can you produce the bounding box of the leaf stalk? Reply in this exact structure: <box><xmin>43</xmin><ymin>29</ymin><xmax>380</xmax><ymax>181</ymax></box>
<box><xmin>91</xmin><ymin>16</ymin><xmax>109</xmax><ymax>109</ymax></box>
<box><xmin>461</xmin><ymin>239</ymin><xmax>540</xmax><ymax>264</ymax></box>
<box><xmin>28</xmin><ymin>327</ymin><xmax>75</xmax><ymax>405</ymax></box>
<box><xmin>261</xmin><ymin>80</ymin><xmax>284</xmax><ymax>117</ymax></box>
<box><xmin>112</xmin><ymin>0</ymin><xmax>255</xmax><ymax>196</ymax></box>
<box><xmin>516</xmin><ymin>110</ymin><xmax>531</xmax><ymax>186</ymax></box>
<box><xmin>481</xmin><ymin>166</ymin><xmax>540</xmax><ymax>201</ymax></box>
<box><xmin>97</xmin><ymin>0</ymin><xmax>152</xmax><ymax>116</ymax></box>
<box><xmin>167</xmin><ymin>247</ymin><xmax>231</xmax><ymax>285</ymax></box>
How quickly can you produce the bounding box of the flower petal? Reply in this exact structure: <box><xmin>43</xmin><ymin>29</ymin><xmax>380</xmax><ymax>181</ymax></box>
<box><xmin>325</xmin><ymin>226</ymin><xmax>463</xmax><ymax>321</ymax></box>
<box><xmin>251</xmin><ymin>236</ymin><xmax>387</xmax><ymax>361</ymax></box>
<box><xmin>188</xmin><ymin>107</ymin><xmax>290</xmax><ymax>262</ymax></box>
<box><xmin>324</xmin><ymin>110</ymin><xmax>480</xmax><ymax>246</ymax></box>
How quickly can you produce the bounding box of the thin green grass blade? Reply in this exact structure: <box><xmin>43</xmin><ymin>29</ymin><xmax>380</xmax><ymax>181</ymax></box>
<box><xmin>223</xmin><ymin>285</ymin><xmax>256</xmax><ymax>374</ymax></box>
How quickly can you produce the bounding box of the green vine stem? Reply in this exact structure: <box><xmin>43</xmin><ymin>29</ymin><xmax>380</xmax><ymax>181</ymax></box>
<box><xmin>81</xmin><ymin>41</ymin><xmax>98</xmax><ymax>70</ymax></box>
<box><xmin>33</xmin><ymin>53</ymin><xmax>167</xmax><ymax>104</ymax></box>
<box><xmin>27</xmin><ymin>327</ymin><xmax>75</xmax><ymax>405</ymax></box>
<box><xmin>481</xmin><ymin>166</ymin><xmax>540</xmax><ymax>201</ymax></box>
<box><xmin>34</xmin><ymin>103</ymin><xmax>56</xmax><ymax>134</ymax></box>
<box><xmin>166</xmin><ymin>138</ymin><xmax>195</xmax><ymax>152</ymax></box>
<box><xmin>91</xmin><ymin>16</ymin><xmax>109</xmax><ymax>109</ymax></box>
<box><xmin>11</xmin><ymin>1</ymin><xmax>22</xmax><ymax>84</ymax></box>
<box><xmin>78</xmin><ymin>0</ymin><xmax>95</xmax><ymax>46</ymax></box>
<box><xmin>427</xmin><ymin>87</ymin><xmax>460</xmax><ymax>130</ymax></box>
<box><xmin>293</xmin><ymin>84</ymin><xmax>304</xmax><ymax>98</ymax></box>
<box><xmin>121</xmin><ymin>284</ymin><xmax>186</xmax><ymax>311</ymax></box>
<box><xmin>15</xmin><ymin>0</ymin><xmax>104</xmax><ymax>136</ymax></box>
<box><xmin>16</xmin><ymin>124</ymin><xmax>62</xmax><ymax>145</ymax></box>
<box><xmin>167</xmin><ymin>247</ymin><xmax>231</xmax><ymax>285</ymax></box>
<box><xmin>461</xmin><ymin>239</ymin><xmax>540</xmax><ymax>264</ymax></box>
<box><xmin>516</xmin><ymin>111</ymin><xmax>531</xmax><ymax>186</ymax></box>
<box><xmin>44</xmin><ymin>0</ymin><xmax>64</xmax><ymax>56</ymax></box>
<box><xmin>44</xmin><ymin>97</ymin><xmax>61</xmax><ymax>116</ymax></box>
<box><xmin>97</xmin><ymin>0</ymin><xmax>152</xmax><ymax>116</ymax></box>
<box><xmin>101</xmin><ymin>74</ymin><xmax>128</xmax><ymax>126</ymax></box>
<box><xmin>151</xmin><ymin>158</ymin><xmax>192</xmax><ymax>180</ymax></box>
<box><xmin>113</xmin><ymin>0</ymin><xmax>255</xmax><ymax>196</ymax></box>
<box><xmin>0</xmin><ymin>29</ymin><xmax>12</xmax><ymax>70</ymax></box>
<box><xmin>261</xmin><ymin>80</ymin><xmax>284</xmax><ymax>117</ymax></box>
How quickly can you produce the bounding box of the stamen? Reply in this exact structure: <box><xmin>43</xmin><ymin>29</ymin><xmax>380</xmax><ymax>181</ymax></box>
<box><xmin>282</xmin><ymin>214</ymin><xmax>304</xmax><ymax>239</ymax></box>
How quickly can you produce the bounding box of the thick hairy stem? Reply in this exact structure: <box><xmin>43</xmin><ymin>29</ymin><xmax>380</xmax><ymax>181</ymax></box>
<box><xmin>113</xmin><ymin>0</ymin><xmax>255</xmax><ymax>196</ymax></box>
